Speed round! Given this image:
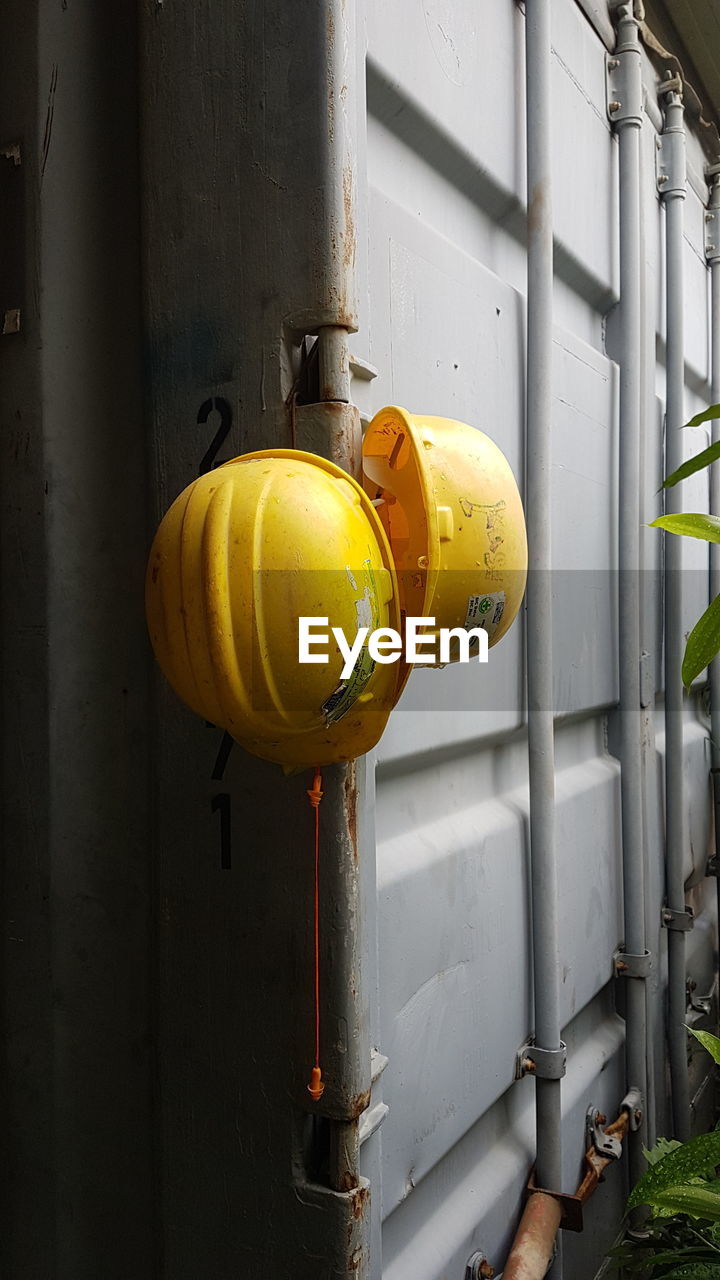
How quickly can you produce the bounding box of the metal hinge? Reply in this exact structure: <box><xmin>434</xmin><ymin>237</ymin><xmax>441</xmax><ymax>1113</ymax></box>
<box><xmin>656</xmin><ymin>131</ymin><xmax>686</xmax><ymax>196</ymax></box>
<box><xmin>605</xmin><ymin>47</ymin><xmax>642</xmax><ymax>127</ymax></box>
<box><xmin>662</xmin><ymin>905</ymin><xmax>694</xmax><ymax>932</ymax></box>
<box><xmin>705</xmin><ymin>203</ymin><xmax>720</xmax><ymax>265</ymax></box>
<box><xmin>516</xmin><ymin>1039</ymin><xmax>567</xmax><ymax>1081</ymax></box>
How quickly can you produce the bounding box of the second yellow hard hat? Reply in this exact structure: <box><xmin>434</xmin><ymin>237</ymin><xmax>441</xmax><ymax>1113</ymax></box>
<box><xmin>362</xmin><ymin>407</ymin><xmax>527</xmax><ymax>663</ymax></box>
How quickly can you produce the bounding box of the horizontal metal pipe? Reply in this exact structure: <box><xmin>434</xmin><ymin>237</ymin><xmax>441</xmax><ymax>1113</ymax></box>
<box><xmin>503</xmin><ymin>1193</ymin><xmax>563</xmax><ymax>1280</ymax></box>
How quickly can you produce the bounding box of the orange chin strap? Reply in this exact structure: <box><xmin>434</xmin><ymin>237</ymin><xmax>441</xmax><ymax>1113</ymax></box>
<box><xmin>306</xmin><ymin>767</ymin><xmax>325</xmax><ymax>1102</ymax></box>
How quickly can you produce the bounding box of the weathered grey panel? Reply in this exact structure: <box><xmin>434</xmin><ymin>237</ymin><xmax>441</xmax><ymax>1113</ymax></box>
<box><xmin>1</xmin><ymin>5</ymin><xmax>154</xmax><ymax>1277</ymax></box>
<box><xmin>139</xmin><ymin>1</ymin><xmax>370</xmax><ymax>1276</ymax></box>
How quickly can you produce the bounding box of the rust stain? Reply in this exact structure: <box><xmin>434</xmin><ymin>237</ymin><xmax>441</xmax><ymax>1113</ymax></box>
<box><xmin>348</xmin><ymin>1086</ymin><xmax>371</xmax><ymax>1119</ymax></box>
<box><xmin>343</xmin><ymin>166</ymin><xmax>355</xmax><ymax>275</ymax></box>
<box><xmin>527</xmin><ymin>178</ymin><xmax>548</xmax><ymax>237</ymax></box>
<box><xmin>344</xmin><ymin>761</ymin><xmax>358</xmax><ymax>861</ymax></box>
<box><xmin>352</xmin><ymin>1184</ymin><xmax>369</xmax><ymax>1219</ymax></box>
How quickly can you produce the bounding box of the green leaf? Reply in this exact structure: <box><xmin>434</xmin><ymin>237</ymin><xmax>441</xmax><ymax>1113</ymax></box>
<box><xmin>663</xmin><ymin>441</ymin><xmax>720</xmax><ymax>489</ymax></box>
<box><xmin>645</xmin><ymin>1137</ymin><xmax>684</xmax><ymax>1166</ymax></box>
<box><xmin>688</xmin><ymin>1027</ymin><xmax>720</xmax><ymax>1066</ymax></box>
<box><xmin>650</xmin><ymin>514</ymin><xmax>720</xmax><ymax>543</ymax></box>
<box><xmin>647</xmin><ymin>1185</ymin><xmax>720</xmax><ymax>1222</ymax></box>
<box><xmin>628</xmin><ymin>1131</ymin><xmax>720</xmax><ymax>1212</ymax></box>
<box><xmin>655</xmin><ymin>1266</ymin><xmax>720</xmax><ymax>1279</ymax></box>
<box><xmin>682</xmin><ymin>404</ymin><xmax>720</xmax><ymax>430</ymax></box>
<box><xmin>682</xmin><ymin>595</ymin><xmax>720</xmax><ymax>687</ymax></box>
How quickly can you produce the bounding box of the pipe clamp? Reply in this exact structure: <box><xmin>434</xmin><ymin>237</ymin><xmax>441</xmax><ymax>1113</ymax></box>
<box><xmin>515</xmin><ymin>1040</ymin><xmax>567</xmax><ymax>1081</ymax></box>
<box><xmin>613</xmin><ymin>946</ymin><xmax>652</xmax><ymax>978</ymax></box>
<box><xmin>662</xmin><ymin>906</ymin><xmax>694</xmax><ymax>932</ymax></box>
<box><xmin>705</xmin><ymin>207</ymin><xmax>720</xmax><ymax>264</ymax></box>
<box><xmin>605</xmin><ymin>46</ymin><xmax>642</xmax><ymax>127</ymax></box>
<box><xmin>656</xmin><ymin>129</ymin><xmax>686</xmax><ymax>197</ymax></box>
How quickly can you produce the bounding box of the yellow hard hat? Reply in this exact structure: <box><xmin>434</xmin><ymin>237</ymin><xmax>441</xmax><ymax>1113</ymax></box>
<box><xmin>146</xmin><ymin>450</ymin><xmax>406</xmax><ymax>768</ymax></box>
<box><xmin>362</xmin><ymin>407</ymin><xmax>527</xmax><ymax>662</ymax></box>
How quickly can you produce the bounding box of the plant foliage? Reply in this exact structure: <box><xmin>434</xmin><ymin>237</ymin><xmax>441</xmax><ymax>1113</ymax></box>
<box><xmin>653</xmin><ymin>407</ymin><xmax>720</xmax><ymax>686</ymax></box>
<box><xmin>605</xmin><ymin>1031</ymin><xmax>720</xmax><ymax>1277</ymax></box>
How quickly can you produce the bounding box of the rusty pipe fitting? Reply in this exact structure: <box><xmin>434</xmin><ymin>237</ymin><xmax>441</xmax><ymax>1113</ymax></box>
<box><xmin>502</xmin><ymin>1192</ymin><xmax>563</xmax><ymax>1280</ymax></box>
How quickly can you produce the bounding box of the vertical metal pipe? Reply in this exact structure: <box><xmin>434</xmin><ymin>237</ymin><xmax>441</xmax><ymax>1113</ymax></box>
<box><xmin>525</xmin><ymin>0</ymin><xmax>563</xmax><ymax>1221</ymax></box>
<box><xmin>707</xmin><ymin>172</ymin><xmax>720</xmax><ymax>1003</ymax></box>
<box><xmin>611</xmin><ymin>5</ymin><xmax>649</xmax><ymax>1182</ymax></box>
<box><xmin>660</xmin><ymin>85</ymin><xmax>691</xmax><ymax>1141</ymax></box>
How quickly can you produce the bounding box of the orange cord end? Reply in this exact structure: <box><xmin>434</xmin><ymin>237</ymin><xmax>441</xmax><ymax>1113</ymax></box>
<box><xmin>307</xmin><ymin>767</ymin><xmax>325</xmax><ymax>1100</ymax></box>
<box><xmin>307</xmin><ymin>1065</ymin><xmax>325</xmax><ymax>1101</ymax></box>
<box><xmin>307</xmin><ymin>767</ymin><xmax>323</xmax><ymax>807</ymax></box>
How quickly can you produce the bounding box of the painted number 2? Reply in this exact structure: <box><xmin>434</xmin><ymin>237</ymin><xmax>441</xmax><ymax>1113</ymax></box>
<box><xmin>198</xmin><ymin>396</ymin><xmax>236</xmax><ymax>868</ymax></box>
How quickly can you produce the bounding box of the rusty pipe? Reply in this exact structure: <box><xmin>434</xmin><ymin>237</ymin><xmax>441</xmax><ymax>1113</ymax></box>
<box><xmin>503</xmin><ymin>1110</ymin><xmax>631</xmax><ymax>1279</ymax></box>
<box><xmin>502</xmin><ymin>1193</ymin><xmax>563</xmax><ymax>1280</ymax></box>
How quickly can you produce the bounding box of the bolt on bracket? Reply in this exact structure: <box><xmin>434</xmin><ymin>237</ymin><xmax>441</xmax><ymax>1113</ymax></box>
<box><xmin>705</xmin><ymin>210</ymin><xmax>720</xmax><ymax>264</ymax></box>
<box><xmin>613</xmin><ymin>945</ymin><xmax>652</xmax><ymax>979</ymax></box>
<box><xmin>586</xmin><ymin>1106</ymin><xmax>623</xmax><ymax>1160</ymax></box>
<box><xmin>656</xmin><ymin>131</ymin><xmax>686</xmax><ymax>196</ymax></box>
<box><xmin>662</xmin><ymin>905</ymin><xmax>694</xmax><ymax>932</ymax></box>
<box><xmin>465</xmin><ymin>1251</ymin><xmax>494</xmax><ymax>1279</ymax></box>
<box><xmin>620</xmin><ymin>1087</ymin><xmax>643</xmax><ymax>1130</ymax></box>
<box><xmin>605</xmin><ymin>46</ymin><xmax>642</xmax><ymax>127</ymax></box>
<box><xmin>516</xmin><ymin>1039</ymin><xmax>567</xmax><ymax>1081</ymax></box>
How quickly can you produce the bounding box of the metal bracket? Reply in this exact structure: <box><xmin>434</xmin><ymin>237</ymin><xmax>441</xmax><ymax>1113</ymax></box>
<box><xmin>526</xmin><ymin>1171</ymin><xmax>584</xmax><ymax>1233</ymax></box>
<box><xmin>620</xmin><ymin>1086</ymin><xmax>643</xmax><ymax>1131</ymax></box>
<box><xmin>358</xmin><ymin>1101</ymin><xmax>388</xmax><ymax>1145</ymax></box>
<box><xmin>613</xmin><ymin>946</ymin><xmax>652</xmax><ymax>979</ymax></box>
<box><xmin>656</xmin><ymin>130</ymin><xmax>686</xmax><ymax>196</ymax></box>
<box><xmin>605</xmin><ymin>47</ymin><xmax>642</xmax><ymax>127</ymax></box>
<box><xmin>516</xmin><ymin>1039</ymin><xmax>567</xmax><ymax>1081</ymax></box>
<box><xmin>348</xmin><ymin>353</ymin><xmax>378</xmax><ymax>382</ymax></box>
<box><xmin>586</xmin><ymin>1106</ymin><xmax>622</xmax><ymax>1160</ymax></box>
<box><xmin>705</xmin><ymin>209</ymin><xmax>720</xmax><ymax>264</ymax></box>
<box><xmin>662</xmin><ymin>905</ymin><xmax>694</xmax><ymax>932</ymax></box>
<box><xmin>687</xmin><ymin>979</ymin><xmax>712</xmax><ymax>1018</ymax></box>
<box><xmin>358</xmin><ymin>1049</ymin><xmax>389</xmax><ymax>1145</ymax></box>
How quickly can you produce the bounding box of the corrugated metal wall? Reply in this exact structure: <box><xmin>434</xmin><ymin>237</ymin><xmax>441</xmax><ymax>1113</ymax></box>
<box><xmin>356</xmin><ymin>2</ymin><xmax>718</xmax><ymax>1276</ymax></box>
<box><xmin>0</xmin><ymin>3</ymin><xmax>717</xmax><ymax>1278</ymax></box>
